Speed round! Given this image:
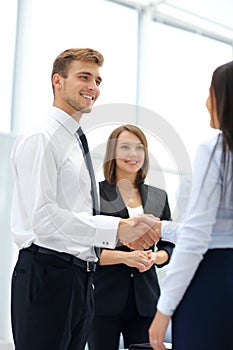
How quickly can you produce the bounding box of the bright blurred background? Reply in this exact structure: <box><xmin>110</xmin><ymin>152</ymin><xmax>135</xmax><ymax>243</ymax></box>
<box><xmin>0</xmin><ymin>0</ymin><xmax>233</xmax><ymax>348</ymax></box>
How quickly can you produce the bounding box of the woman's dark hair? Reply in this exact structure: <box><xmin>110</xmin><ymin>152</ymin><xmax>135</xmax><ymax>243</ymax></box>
<box><xmin>210</xmin><ymin>60</ymin><xmax>233</xmax><ymax>152</ymax></box>
<box><xmin>103</xmin><ymin>124</ymin><xmax>149</xmax><ymax>185</ymax></box>
<box><xmin>208</xmin><ymin>60</ymin><xmax>233</xmax><ymax>199</ymax></box>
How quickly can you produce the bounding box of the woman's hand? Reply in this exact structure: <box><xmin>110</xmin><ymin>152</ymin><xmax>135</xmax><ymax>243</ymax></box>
<box><xmin>138</xmin><ymin>251</ymin><xmax>157</xmax><ymax>272</ymax></box>
<box><xmin>149</xmin><ymin>310</ymin><xmax>171</xmax><ymax>350</ymax></box>
<box><xmin>124</xmin><ymin>250</ymin><xmax>152</xmax><ymax>270</ymax></box>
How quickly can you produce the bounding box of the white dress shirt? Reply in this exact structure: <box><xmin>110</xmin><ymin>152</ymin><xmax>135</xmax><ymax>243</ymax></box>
<box><xmin>158</xmin><ymin>134</ymin><xmax>233</xmax><ymax>316</ymax></box>
<box><xmin>11</xmin><ymin>107</ymin><xmax>120</xmax><ymax>261</ymax></box>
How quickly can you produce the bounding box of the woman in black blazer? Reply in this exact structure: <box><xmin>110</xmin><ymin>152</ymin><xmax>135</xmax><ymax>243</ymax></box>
<box><xmin>88</xmin><ymin>125</ymin><xmax>174</xmax><ymax>350</ymax></box>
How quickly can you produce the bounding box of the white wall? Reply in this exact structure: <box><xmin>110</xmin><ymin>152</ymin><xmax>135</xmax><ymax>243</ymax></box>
<box><xmin>0</xmin><ymin>133</ymin><xmax>17</xmax><ymax>347</ymax></box>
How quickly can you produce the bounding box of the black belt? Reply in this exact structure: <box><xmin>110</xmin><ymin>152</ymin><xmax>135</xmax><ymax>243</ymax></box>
<box><xmin>24</xmin><ymin>243</ymin><xmax>96</xmax><ymax>272</ymax></box>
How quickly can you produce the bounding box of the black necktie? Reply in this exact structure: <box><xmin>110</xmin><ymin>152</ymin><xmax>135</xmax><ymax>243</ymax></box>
<box><xmin>77</xmin><ymin>127</ymin><xmax>101</xmax><ymax>258</ymax></box>
<box><xmin>77</xmin><ymin>127</ymin><xmax>100</xmax><ymax>215</ymax></box>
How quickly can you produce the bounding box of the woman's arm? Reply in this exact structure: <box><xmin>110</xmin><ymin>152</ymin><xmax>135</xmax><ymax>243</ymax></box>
<box><xmin>156</xmin><ymin>240</ymin><xmax>175</xmax><ymax>267</ymax></box>
<box><xmin>153</xmin><ymin>249</ymin><xmax>169</xmax><ymax>266</ymax></box>
<box><xmin>99</xmin><ymin>248</ymin><xmax>153</xmax><ymax>271</ymax></box>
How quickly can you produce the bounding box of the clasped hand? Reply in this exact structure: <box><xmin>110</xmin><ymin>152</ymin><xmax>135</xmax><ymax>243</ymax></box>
<box><xmin>118</xmin><ymin>214</ymin><xmax>162</xmax><ymax>250</ymax></box>
<box><xmin>124</xmin><ymin>250</ymin><xmax>158</xmax><ymax>272</ymax></box>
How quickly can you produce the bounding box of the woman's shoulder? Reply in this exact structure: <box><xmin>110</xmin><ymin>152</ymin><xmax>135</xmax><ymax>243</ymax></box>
<box><xmin>141</xmin><ymin>183</ymin><xmax>167</xmax><ymax>197</ymax></box>
<box><xmin>197</xmin><ymin>133</ymin><xmax>222</xmax><ymax>153</ymax></box>
<box><xmin>195</xmin><ymin>133</ymin><xmax>222</xmax><ymax>165</ymax></box>
<box><xmin>99</xmin><ymin>179</ymin><xmax>114</xmax><ymax>188</ymax></box>
<box><xmin>99</xmin><ymin>180</ymin><xmax>117</xmax><ymax>199</ymax></box>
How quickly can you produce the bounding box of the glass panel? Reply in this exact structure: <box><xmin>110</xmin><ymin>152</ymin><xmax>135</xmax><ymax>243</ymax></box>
<box><xmin>166</xmin><ymin>0</ymin><xmax>233</xmax><ymax>29</ymax></box>
<box><xmin>136</xmin><ymin>22</ymin><xmax>232</xmax><ymax>216</ymax></box>
<box><xmin>138</xmin><ymin>21</ymin><xmax>232</xmax><ymax>160</ymax></box>
<box><xmin>12</xmin><ymin>0</ymin><xmax>138</xmax><ymax>133</ymax></box>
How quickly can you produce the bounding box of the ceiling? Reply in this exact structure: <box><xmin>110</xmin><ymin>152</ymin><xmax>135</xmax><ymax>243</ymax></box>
<box><xmin>164</xmin><ymin>0</ymin><xmax>233</xmax><ymax>30</ymax></box>
<box><xmin>110</xmin><ymin>0</ymin><xmax>233</xmax><ymax>43</ymax></box>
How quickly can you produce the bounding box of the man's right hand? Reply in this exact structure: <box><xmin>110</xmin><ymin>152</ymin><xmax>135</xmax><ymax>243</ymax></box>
<box><xmin>117</xmin><ymin>214</ymin><xmax>161</xmax><ymax>249</ymax></box>
<box><xmin>127</xmin><ymin>220</ymin><xmax>162</xmax><ymax>250</ymax></box>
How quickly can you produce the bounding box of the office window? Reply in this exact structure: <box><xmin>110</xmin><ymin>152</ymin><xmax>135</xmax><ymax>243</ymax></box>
<box><xmin>133</xmin><ymin>21</ymin><xmax>232</xmax><ymax>217</ymax></box>
<box><xmin>11</xmin><ymin>0</ymin><xmax>138</xmax><ymax>133</ymax></box>
<box><xmin>138</xmin><ymin>21</ymin><xmax>232</xmax><ymax>160</ymax></box>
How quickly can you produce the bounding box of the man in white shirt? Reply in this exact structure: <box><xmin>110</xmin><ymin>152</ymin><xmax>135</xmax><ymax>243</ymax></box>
<box><xmin>10</xmin><ymin>48</ymin><xmax>159</xmax><ymax>350</ymax></box>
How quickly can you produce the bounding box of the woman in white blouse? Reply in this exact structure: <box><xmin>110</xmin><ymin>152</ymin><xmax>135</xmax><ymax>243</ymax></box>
<box><xmin>149</xmin><ymin>60</ymin><xmax>233</xmax><ymax>350</ymax></box>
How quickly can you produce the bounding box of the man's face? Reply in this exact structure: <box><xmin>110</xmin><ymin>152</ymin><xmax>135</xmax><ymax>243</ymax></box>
<box><xmin>54</xmin><ymin>60</ymin><xmax>102</xmax><ymax>119</ymax></box>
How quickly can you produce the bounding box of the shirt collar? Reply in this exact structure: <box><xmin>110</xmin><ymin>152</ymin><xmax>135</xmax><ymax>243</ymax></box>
<box><xmin>48</xmin><ymin>106</ymin><xmax>80</xmax><ymax>135</ymax></box>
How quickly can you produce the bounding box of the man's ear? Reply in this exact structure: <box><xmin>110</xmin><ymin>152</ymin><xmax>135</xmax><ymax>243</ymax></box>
<box><xmin>52</xmin><ymin>73</ymin><xmax>62</xmax><ymax>90</ymax></box>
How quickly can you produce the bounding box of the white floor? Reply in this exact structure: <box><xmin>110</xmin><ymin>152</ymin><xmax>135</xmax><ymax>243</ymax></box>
<box><xmin>0</xmin><ymin>341</ymin><xmax>14</xmax><ymax>350</ymax></box>
<box><xmin>85</xmin><ymin>323</ymin><xmax>172</xmax><ymax>350</ymax></box>
<box><xmin>3</xmin><ymin>322</ymin><xmax>171</xmax><ymax>350</ymax></box>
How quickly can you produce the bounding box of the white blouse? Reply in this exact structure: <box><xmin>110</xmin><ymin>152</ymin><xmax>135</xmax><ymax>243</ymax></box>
<box><xmin>158</xmin><ymin>134</ymin><xmax>233</xmax><ymax>316</ymax></box>
<box><xmin>127</xmin><ymin>205</ymin><xmax>144</xmax><ymax>218</ymax></box>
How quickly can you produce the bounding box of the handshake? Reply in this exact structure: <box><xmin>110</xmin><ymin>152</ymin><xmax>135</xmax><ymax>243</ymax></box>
<box><xmin>117</xmin><ymin>214</ymin><xmax>162</xmax><ymax>250</ymax></box>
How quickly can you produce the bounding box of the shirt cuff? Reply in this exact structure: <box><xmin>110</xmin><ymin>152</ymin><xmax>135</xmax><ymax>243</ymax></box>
<box><xmin>93</xmin><ymin>215</ymin><xmax>120</xmax><ymax>249</ymax></box>
<box><xmin>161</xmin><ymin>221</ymin><xmax>179</xmax><ymax>244</ymax></box>
<box><xmin>157</xmin><ymin>293</ymin><xmax>176</xmax><ymax>316</ymax></box>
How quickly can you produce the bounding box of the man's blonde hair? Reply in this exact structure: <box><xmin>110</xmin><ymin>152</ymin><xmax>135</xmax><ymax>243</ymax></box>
<box><xmin>51</xmin><ymin>48</ymin><xmax>104</xmax><ymax>94</ymax></box>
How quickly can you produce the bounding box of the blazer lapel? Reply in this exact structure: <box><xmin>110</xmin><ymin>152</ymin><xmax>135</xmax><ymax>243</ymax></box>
<box><xmin>99</xmin><ymin>180</ymin><xmax>129</xmax><ymax>218</ymax></box>
<box><xmin>139</xmin><ymin>184</ymin><xmax>151</xmax><ymax>214</ymax></box>
<box><xmin>139</xmin><ymin>183</ymin><xmax>166</xmax><ymax>218</ymax></box>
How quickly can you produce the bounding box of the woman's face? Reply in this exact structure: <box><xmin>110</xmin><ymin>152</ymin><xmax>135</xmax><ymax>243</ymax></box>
<box><xmin>115</xmin><ymin>130</ymin><xmax>145</xmax><ymax>177</ymax></box>
<box><xmin>206</xmin><ymin>90</ymin><xmax>220</xmax><ymax>129</ymax></box>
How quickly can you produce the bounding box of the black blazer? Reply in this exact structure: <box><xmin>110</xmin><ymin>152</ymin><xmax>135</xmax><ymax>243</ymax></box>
<box><xmin>93</xmin><ymin>180</ymin><xmax>174</xmax><ymax>317</ymax></box>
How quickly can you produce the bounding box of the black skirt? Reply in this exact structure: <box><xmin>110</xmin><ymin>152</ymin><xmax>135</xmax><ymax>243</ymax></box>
<box><xmin>172</xmin><ymin>248</ymin><xmax>233</xmax><ymax>350</ymax></box>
